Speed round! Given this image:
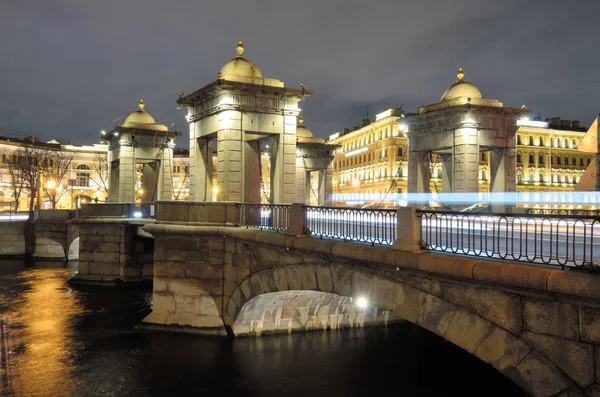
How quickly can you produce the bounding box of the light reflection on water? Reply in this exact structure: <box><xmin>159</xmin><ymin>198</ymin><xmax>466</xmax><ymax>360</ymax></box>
<box><xmin>0</xmin><ymin>259</ymin><xmax>527</xmax><ymax>397</ymax></box>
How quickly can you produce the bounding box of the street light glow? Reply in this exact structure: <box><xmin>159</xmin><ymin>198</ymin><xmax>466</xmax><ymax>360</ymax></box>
<box><xmin>356</xmin><ymin>297</ymin><xmax>368</xmax><ymax>308</ymax></box>
<box><xmin>46</xmin><ymin>180</ymin><xmax>56</xmax><ymax>189</ymax></box>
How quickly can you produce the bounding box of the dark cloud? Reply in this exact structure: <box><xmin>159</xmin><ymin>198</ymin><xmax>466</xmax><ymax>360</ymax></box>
<box><xmin>1</xmin><ymin>0</ymin><xmax>599</xmax><ymax>146</ymax></box>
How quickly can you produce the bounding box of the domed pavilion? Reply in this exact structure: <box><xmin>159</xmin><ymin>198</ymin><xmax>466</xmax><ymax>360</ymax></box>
<box><xmin>105</xmin><ymin>100</ymin><xmax>180</xmax><ymax>204</ymax></box>
<box><xmin>177</xmin><ymin>41</ymin><xmax>313</xmax><ymax>204</ymax></box>
<box><xmin>406</xmin><ymin>68</ymin><xmax>529</xmax><ymax>206</ymax></box>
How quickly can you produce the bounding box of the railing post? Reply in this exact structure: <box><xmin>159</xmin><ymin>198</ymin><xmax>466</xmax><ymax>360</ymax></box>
<box><xmin>392</xmin><ymin>207</ymin><xmax>421</xmax><ymax>252</ymax></box>
<box><xmin>286</xmin><ymin>203</ymin><xmax>306</xmax><ymax>237</ymax></box>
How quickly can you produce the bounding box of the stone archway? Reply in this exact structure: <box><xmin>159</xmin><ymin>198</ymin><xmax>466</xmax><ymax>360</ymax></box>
<box><xmin>224</xmin><ymin>264</ymin><xmax>574</xmax><ymax>397</ymax></box>
<box><xmin>67</xmin><ymin>237</ymin><xmax>80</xmax><ymax>260</ymax></box>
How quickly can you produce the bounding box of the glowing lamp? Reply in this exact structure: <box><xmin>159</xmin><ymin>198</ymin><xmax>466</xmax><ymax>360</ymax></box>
<box><xmin>356</xmin><ymin>297</ymin><xmax>368</xmax><ymax>308</ymax></box>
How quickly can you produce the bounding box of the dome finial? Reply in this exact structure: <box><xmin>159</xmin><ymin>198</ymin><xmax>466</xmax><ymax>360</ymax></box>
<box><xmin>138</xmin><ymin>99</ymin><xmax>145</xmax><ymax>111</ymax></box>
<box><xmin>298</xmin><ymin>116</ymin><xmax>304</xmax><ymax>126</ymax></box>
<box><xmin>457</xmin><ymin>67</ymin><xmax>464</xmax><ymax>81</ymax></box>
<box><xmin>236</xmin><ymin>40</ymin><xmax>244</xmax><ymax>57</ymax></box>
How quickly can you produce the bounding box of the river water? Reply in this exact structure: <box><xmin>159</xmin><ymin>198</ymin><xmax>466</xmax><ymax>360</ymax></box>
<box><xmin>0</xmin><ymin>259</ymin><xmax>526</xmax><ymax>397</ymax></box>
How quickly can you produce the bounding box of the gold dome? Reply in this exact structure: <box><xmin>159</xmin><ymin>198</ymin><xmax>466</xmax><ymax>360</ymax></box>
<box><xmin>121</xmin><ymin>100</ymin><xmax>167</xmax><ymax>131</ymax></box>
<box><xmin>441</xmin><ymin>68</ymin><xmax>482</xmax><ymax>102</ymax></box>
<box><xmin>219</xmin><ymin>40</ymin><xmax>264</xmax><ymax>82</ymax></box>
<box><xmin>296</xmin><ymin>116</ymin><xmax>313</xmax><ymax>138</ymax></box>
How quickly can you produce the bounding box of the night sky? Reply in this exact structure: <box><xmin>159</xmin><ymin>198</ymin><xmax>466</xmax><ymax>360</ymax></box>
<box><xmin>2</xmin><ymin>0</ymin><xmax>600</xmax><ymax>148</ymax></box>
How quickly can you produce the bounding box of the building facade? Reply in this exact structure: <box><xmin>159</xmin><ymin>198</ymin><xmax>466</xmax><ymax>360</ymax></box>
<box><xmin>0</xmin><ymin>135</ymin><xmax>108</xmax><ymax>211</ymax></box>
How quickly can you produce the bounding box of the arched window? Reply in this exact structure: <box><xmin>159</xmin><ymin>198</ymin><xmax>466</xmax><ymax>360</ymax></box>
<box><xmin>538</xmin><ymin>154</ymin><xmax>544</xmax><ymax>165</ymax></box>
<box><xmin>580</xmin><ymin>157</ymin><xmax>584</xmax><ymax>167</ymax></box>
<box><xmin>529</xmin><ymin>136</ymin><xmax>534</xmax><ymax>146</ymax></box>
<box><xmin>529</xmin><ymin>153</ymin><xmax>534</xmax><ymax>164</ymax></box>
<box><xmin>76</xmin><ymin>164</ymin><xmax>91</xmax><ymax>187</ymax></box>
<box><xmin>565</xmin><ymin>157</ymin><xmax>569</xmax><ymax>166</ymax></box>
<box><xmin>557</xmin><ymin>155</ymin><xmax>562</xmax><ymax>165</ymax></box>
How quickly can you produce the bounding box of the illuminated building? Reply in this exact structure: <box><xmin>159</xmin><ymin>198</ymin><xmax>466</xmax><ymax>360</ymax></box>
<box><xmin>327</xmin><ymin>108</ymin><xmax>441</xmax><ymax>206</ymax></box>
<box><xmin>515</xmin><ymin>117</ymin><xmax>592</xmax><ymax>194</ymax></box>
<box><xmin>0</xmin><ymin>135</ymin><xmax>108</xmax><ymax>210</ymax></box>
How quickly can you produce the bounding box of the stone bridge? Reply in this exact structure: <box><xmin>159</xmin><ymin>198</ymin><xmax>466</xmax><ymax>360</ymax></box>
<box><xmin>139</xmin><ymin>202</ymin><xmax>600</xmax><ymax>397</ymax></box>
<box><xmin>0</xmin><ymin>210</ymin><xmax>80</xmax><ymax>260</ymax></box>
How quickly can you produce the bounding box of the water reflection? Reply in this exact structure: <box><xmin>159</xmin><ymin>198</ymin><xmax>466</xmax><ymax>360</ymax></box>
<box><xmin>0</xmin><ymin>260</ymin><xmax>527</xmax><ymax>397</ymax></box>
<box><xmin>4</xmin><ymin>268</ymin><xmax>81</xmax><ymax>396</ymax></box>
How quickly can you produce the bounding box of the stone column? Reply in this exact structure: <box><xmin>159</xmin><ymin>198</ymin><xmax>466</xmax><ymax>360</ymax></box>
<box><xmin>244</xmin><ymin>140</ymin><xmax>261</xmax><ymax>204</ymax></box>
<box><xmin>408</xmin><ymin>150</ymin><xmax>430</xmax><ymax>193</ymax></box>
<box><xmin>118</xmin><ymin>143</ymin><xmax>135</xmax><ymax>203</ymax></box>
<box><xmin>453</xmin><ymin>125</ymin><xmax>479</xmax><ymax>193</ymax></box>
<box><xmin>270</xmin><ymin>116</ymin><xmax>297</xmax><ymax>204</ymax></box>
<box><xmin>157</xmin><ymin>141</ymin><xmax>175</xmax><ymax>201</ymax></box>
<box><xmin>216</xmin><ymin>110</ymin><xmax>243</xmax><ymax>202</ymax></box>
<box><xmin>318</xmin><ymin>164</ymin><xmax>333</xmax><ymax>206</ymax></box>
<box><xmin>192</xmin><ymin>137</ymin><xmax>214</xmax><ymax>202</ymax></box>
<box><xmin>295</xmin><ymin>155</ymin><xmax>307</xmax><ymax>204</ymax></box>
<box><xmin>441</xmin><ymin>154</ymin><xmax>453</xmax><ymax>193</ymax></box>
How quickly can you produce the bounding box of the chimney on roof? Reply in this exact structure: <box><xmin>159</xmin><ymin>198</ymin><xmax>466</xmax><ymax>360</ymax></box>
<box><xmin>560</xmin><ymin>119</ymin><xmax>571</xmax><ymax>128</ymax></box>
<box><xmin>361</xmin><ymin>119</ymin><xmax>371</xmax><ymax>127</ymax></box>
<box><xmin>550</xmin><ymin>117</ymin><xmax>561</xmax><ymax>127</ymax></box>
<box><xmin>572</xmin><ymin>120</ymin><xmax>581</xmax><ymax>129</ymax></box>
<box><xmin>352</xmin><ymin>126</ymin><xmax>359</xmax><ymax>131</ymax></box>
<box><xmin>342</xmin><ymin>128</ymin><xmax>350</xmax><ymax>135</ymax></box>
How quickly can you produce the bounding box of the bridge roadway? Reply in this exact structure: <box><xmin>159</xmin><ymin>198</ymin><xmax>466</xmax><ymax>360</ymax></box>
<box><xmin>303</xmin><ymin>211</ymin><xmax>600</xmax><ymax>268</ymax></box>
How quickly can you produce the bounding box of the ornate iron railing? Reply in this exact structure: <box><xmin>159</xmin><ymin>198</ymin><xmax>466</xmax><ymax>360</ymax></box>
<box><xmin>304</xmin><ymin>206</ymin><xmax>397</xmax><ymax>246</ymax></box>
<box><xmin>237</xmin><ymin>204</ymin><xmax>290</xmax><ymax>232</ymax></box>
<box><xmin>418</xmin><ymin>210</ymin><xmax>600</xmax><ymax>268</ymax></box>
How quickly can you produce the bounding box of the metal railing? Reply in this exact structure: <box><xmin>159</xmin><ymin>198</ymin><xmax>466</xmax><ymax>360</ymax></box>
<box><xmin>418</xmin><ymin>210</ymin><xmax>600</xmax><ymax>268</ymax></box>
<box><xmin>304</xmin><ymin>206</ymin><xmax>397</xmax><ymax>246</ymax></box>
<box><xmin>237</xmin><ymin>204</ymin><xmax>290</xmax><ymax>232</ymax></box>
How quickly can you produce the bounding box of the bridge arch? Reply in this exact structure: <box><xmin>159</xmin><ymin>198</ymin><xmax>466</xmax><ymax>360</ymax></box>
<box><xmin>224</xmin><ymin>264</ymin><xmax>574</xmax><ymax>397</ymax></box>
<box><xmin>66</xmin><ymin>226</ymin><xmax>80</xmax><ymax>261</ymax></box>
<box><xmin>32</xmin><ymin>236</ymin><xmax>66</xmax><ymax>259</ymax></box>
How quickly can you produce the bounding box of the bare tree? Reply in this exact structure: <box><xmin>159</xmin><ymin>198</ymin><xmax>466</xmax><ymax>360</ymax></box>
<box><xmin>91</xmin><ymin>153</ymin><xmax>109</xmax><ymax>195</ymax></box>
<box><xmin>43</xmin><ymin>150</ymin><xmax>75</xmax><ymax>209</ymax></box>
<box><xmin>9</xmin><ymin>146</ymin><xmax>75</xmax><ymax>214</ymax></box>
<box><xmin>5</xmin><ymin>152</ymin><xmax>26</xmax><ymax>211</ymax></box>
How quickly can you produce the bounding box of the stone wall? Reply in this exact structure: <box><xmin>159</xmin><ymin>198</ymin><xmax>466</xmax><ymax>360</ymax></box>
<box><xmin>142</xmin><ymin>224</ymin><xmax>600</xmax><ymax>397</ymax></box>
<box><xmin>71</xmin><ymin>220</ymin><xmax>154</xmax><ymax>284</ymax></box>
<box><xmin>0</xmin><ymin>221</ymin><xmax>27</xmax><ymax>257</ymax></box>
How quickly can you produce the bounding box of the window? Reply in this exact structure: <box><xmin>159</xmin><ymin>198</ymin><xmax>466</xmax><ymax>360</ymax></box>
<box><xmin>481</xmin><ymin>152</ymin><xmax>487</xmax><ymax>161</ymax></box>
<box><xmin>557</xmin><ymin>156</ymin><xmax>562</xmax><ymax>165</ymax></box>
<box><xmin>517</xmin><ymin>172</ymin><xmax>522</xmax><ymax>184</ymax></box>
<box><xmin>539</xmin><ymin>173</ymin><xmax>544</xmax><ymax>183</ymax></box>
<box><xmin>588</xmin><ymin>158</ymin><xmax>592</xmax><ymax>166</ymax></box>
<box><xmin>529</xmin><ymin>137</ymin><xmax>534</xmax><ymax>146</ymax></box>
<box><xmin>557</xmin><ymin>138</ymin><xmax>562</xmax><ymax>148</ymax></box>
<box><xmin>540</xmin><ymin>137</ymin><xmax>544</xmax><ymax>146</ymax></box>
<box><xmin>397</xmin><ymin>148</ymin><xmax>403</xmax><ymax>158</ymax></box>
<box><xmin>76</xmin><ymin>164</ymin><xmax>91</xmax><ymax>187</ymax></box>
<box><xmin>517</xmin><ymin>135</ymin><xmax>522</xmax><ymax>145</ymax></box>
<box><xmin>538</xmin><ymin>154</ymin><xmax>544</xmax><ymax>165</ymax></box>
<box><xmin>565</xmin><ymin>157</ymin><xmax>569</xmax><ymax>166</ymax></box>
<box><xmin>580</xmin><ymin>158</ymin><xmax>584</xmax><ymax>167</ymax></box>
<box><xmin>572</xmin><ymin>157</ymin><xmax>576</xmax><ymax>166</ymax></box>
<box><xmin>529</xmin><ymin>154</ymin><xmax>534</xmax><ymax>164</ymax></box>
<box><xmin>517</xmin><ymin>153</ymin><xmax>522</xmax><ymax>163</ymax></box>
<box><xmin>551</xmin><ymin>156</ymin><xmax>554</xmax><ymax>165</ymax></box>
<box><xmin>572</xmin><ymin>139</ymin><xmax>577</xmax><ymax>148</ymax></box>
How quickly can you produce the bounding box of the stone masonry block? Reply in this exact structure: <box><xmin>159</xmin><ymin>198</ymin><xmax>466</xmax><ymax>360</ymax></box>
<box><xmin>272</xmin><ymin>267</ymin><xmax>288</xmax><ymax>291</ymax></box>
<box><xmin>523</xmin><ymin>297</ymin><xmax>579</xmax><ymax>340</ymax></box>
<box><xmin>512</xmin><ymin>350</ymin><xmax>572</xmax><ymax>397</ymax></box>
<box><xmin>416</xmin><ymin>293</ymin><xmax>456</xmax><ymax>337</ymax></box>
<box><xmin>521</xmin><ymin>331</ymin><xmax>594</xmax><ymax>388</ymax></box>
<box><xmin>392</xmin><ymin>284</ymin><xmax>426</xmax><ymax>323</ymax></box>
<box><xmin>474</xmin><ymin>327</ymin><xmax>530</xmax><ymax>373</ymax></box>
<box><xmin>445</xmin><ymin>308</ymin><xmax>493</xmax><ymax>354</ymax></box>
<box><xmin>315</xmin><ymin>265</ymin><xmax>333</xmax><ymax>293</ymax></box>
<box><xmin>580</xmin><ymin>306</ymin><xmax>600</xmax><ymax>344</ymax></box>
<box><xmin>331</xmin><ymin>263</ymin><xmax>353</xmax><ymax>296</ymax></box>
<box><xmin>443</xmin><ymin>283</ymin><xmax>522</xmax><ymax>335</ymax></box>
